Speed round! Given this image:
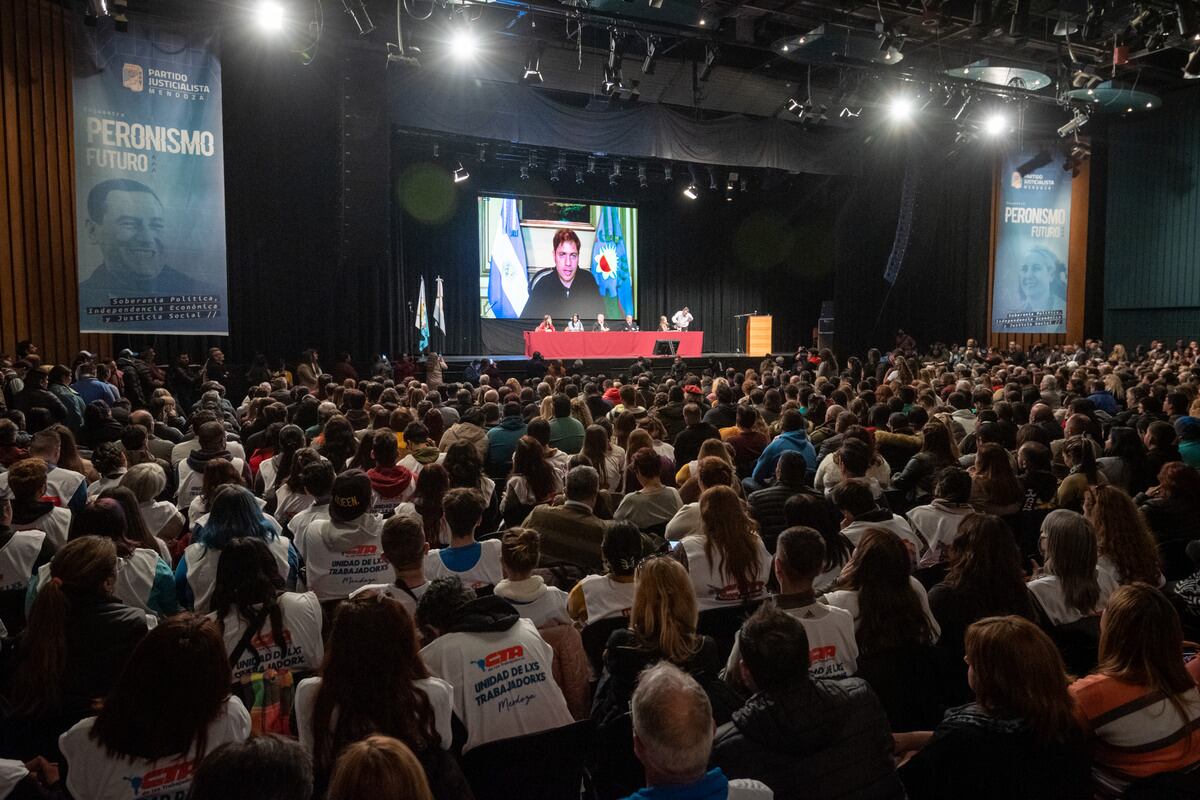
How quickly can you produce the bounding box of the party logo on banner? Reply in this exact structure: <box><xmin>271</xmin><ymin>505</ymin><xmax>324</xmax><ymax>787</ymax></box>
<box><xmin>73</xmin><ymin>16</ymin><xmax>228</xmax><ymax>335</ymax></box>
<box><xmin>990</xmin><ymin>150</ymin><xmax>1072</xmax><ymax>335</ymax></box>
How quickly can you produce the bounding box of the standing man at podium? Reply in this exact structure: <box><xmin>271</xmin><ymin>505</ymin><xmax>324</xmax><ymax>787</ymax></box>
<box><xmin>672</xmin><ymin>306</ymin><xmax>693</xmax><ymax>331</ymax></box>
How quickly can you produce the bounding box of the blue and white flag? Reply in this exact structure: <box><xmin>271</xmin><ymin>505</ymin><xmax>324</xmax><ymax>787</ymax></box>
<box><xmin>591</xmin><ymin>206</ymin><xmax>634</xmax><ymax>318</ymax></box>
<box><xmin>416</xmin><ymin>276</ymin><xmax>430</xmax><ymax>352</ymax></box>
<box><xmin>486</xmin><ymin>198</ymin><xmax>529</xmax><ymax>318</ymax></box>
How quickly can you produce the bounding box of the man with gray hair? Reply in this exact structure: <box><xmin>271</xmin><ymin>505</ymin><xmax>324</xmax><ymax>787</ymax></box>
<box><xmin>628</xmin><ymin>662</ymin><xmax>772</xmax><ymax>799</ymax></box>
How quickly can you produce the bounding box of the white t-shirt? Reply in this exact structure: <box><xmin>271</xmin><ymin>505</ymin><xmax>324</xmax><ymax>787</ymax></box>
<box><xmin>87</xmin><ymin>472</ymin><xmax>126</xmax><ymax>499</ymax></box>
<box><xmin>726</xmin><ymin>601</ymin><xmax>858</xmax><ymax>680</ymax></box>
<box><xmin>294</xmin><ymin>675</ymin><xmax>454</xmax><ymax>755</ymax></box>
<box><xmin>182</xmin><ymin>536</ymin><xmax>292</xmax><ymax>614</ymax></box>
<box><xmin>177</xmin><ymin>456</ymin><xmax>246</xmax><ymax>510</ymax></box>
<box><xmin>841</xmin><ymin>514</ymin><xmax>927</xmax><ymax>565</ymax></box>
<box><xmin>59</xmin><ymin>696</ymin><xmax>250</xmax><ymax>800</ymax></box>
<box><xmin>822</xmin><ymin>576</ymin><xmax>942</xmax><ymax>643</ymax></box>
<box><xmin>211</xmin><ymin>592</ymin><xmax>324</xmax><ymax>680</ymax></box>
<box><xmin>347</xmin><ymin>580</ymin><xmax>429</xmax><ymax>618</ymax></box>
<box><xmin>906</xmin><ymin>501</ymin><xmax>975</xmax><ymax>568</ymax></box>
<box><xmin>493</xmin><ymin>578</ymin><xmax>571</xmax><ymax>628</ymax></box>
<box><xmin>189</xmin><ymin>493</ymin><xmax>274</xmax><ymax>530</ymax></box>
<box><xmin>424</xmin><ymin>540</ymin><xmax>504</xmax><ymax>591</ymax></box>
<box><xmin>420</xmin><ymin>618</ymin><xmax>573</xmax><ymax>752</ymax></box>
<box><xmin>0</xmin><ymin>467</ymin><xmax>84</xmax><ymax>510</ymax></box>
<box><xmin>273</xmin><ymin>484</ymin><xmax>314</xmax><ymax>526</ymax></box>
<box><xmin>139</xmin><ymin>500</ymin><xmax>183</xmax><ymax>539</ymax></box>
<box><xmin>0</xmin><ymin>530</ymin><xmax>45</xmax><ymax>595</ymax></box>
<box><xmin>289</xmin><ymin>501</ymin><xmax>331</xmax><ymax>542</ymax></box>
<box><xmin>1027</xmin><ymin>568</ymin><xmax>1120</xmax><ymax>626</ymax></box>
<box><xmin>665</xmin><ymin>502</ymin><xmax>702</xmax><ymax>541</ymax></box>
<box><xmin>679</xmin><ymin>533</ymin><xmax>774</xmax><ymax>611</ymax></box>
<box><xmin>575</xmin><ymin>574</ymin><xmax>635</xmax><ymax>627</ymax></box>
<box><xmin>298</xmin><ymin>514</ymin><xmax>393</xmax><ymax>602</ymax></box>
<box><xmin>12</xmin><ymin>506</ymin><xmax>71</xmax><ymax>549</ymax></box>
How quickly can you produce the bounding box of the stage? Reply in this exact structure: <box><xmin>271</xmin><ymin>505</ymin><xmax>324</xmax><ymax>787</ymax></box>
<box><xmin>440</xmin><ymin>352</ymin><xmax>780</xmax><ymax>383</ymax></box>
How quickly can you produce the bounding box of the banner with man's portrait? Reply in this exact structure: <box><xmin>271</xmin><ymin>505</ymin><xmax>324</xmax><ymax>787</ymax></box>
<box><xmin>73</xmin><ymin>16</ymin><xmax>228</xmax><ymax>335</ymax></box>
<box><xmin>990</xmin><ymin>150</ymin><xmax>1073</xmax><ymax>335</ymax></box>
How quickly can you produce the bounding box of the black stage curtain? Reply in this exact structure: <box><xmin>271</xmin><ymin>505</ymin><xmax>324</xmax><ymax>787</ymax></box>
<box><xmin>831</xmin><ymin>140</ymin><xmax>994</xmax><ymax>358</ymax></box>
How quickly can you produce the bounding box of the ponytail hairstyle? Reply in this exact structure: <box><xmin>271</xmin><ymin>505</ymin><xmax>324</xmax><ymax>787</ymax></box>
<box><xmin>601</xmin><ymin>520</ymin><xmax>644</xmax><ymax>577</ymax></box>
<box><xmin>12</xmin><ymin>536</ymin><xmax>118</xmax><ymax>712</ymax></box>
<box><xmin>273</xmin><ymin>424</ymin><xmax>307</xmax><ymax>491</ymax></box>
<box><xmin>500</xmin><ymin>527</ymin><xmax>541</xmax><ymax>578</ymax></box>
<box><xmin>1064</xmin><ymin>435</ymin><xmax>1099</xmax><ymax>484</ymax></box>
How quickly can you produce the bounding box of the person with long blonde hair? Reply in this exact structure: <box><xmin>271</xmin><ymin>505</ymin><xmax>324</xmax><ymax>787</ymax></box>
<box><xmin>327</xmin><ymin>735</ymin><xmax>434</xmax><ymax>800</ymax></box>
<box><xmin>1082</xmin><ymin>485</ymin><xmax>1163</xmax><ymax>587</ymax></box>
<box><xmin>1070</xmin><ymin>584</ymin><xmax>1200</xmax><ymax>797</ymax></box>
<box><xmin>675</xmin><ymin>485</ymin><xmax>773</xmax><ymax>611</ymax></box>
<box><xmin>896</xmin><ymin>616</ymin><xmax>1090</xmax><ymax>799</ymax></box>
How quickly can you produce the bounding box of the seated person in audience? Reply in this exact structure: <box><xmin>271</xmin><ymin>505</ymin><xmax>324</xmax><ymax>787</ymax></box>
<box><xmin>295</xmin><ymin>592</ymin><xmax>463</xmax><ymax>796</ymax></box>
<box><xmin>832</xmin><ymin>479</ymin><xmax>926</xmax><ymax>564</ymax></box>
<box><xmin>666</xmin><ymin>456</ymin><xmax>738</xmax><ymax>541</ymax></box>
<box><xmin>294</xmin><ymin>470</ymin><xmax>391</xmax><ymax>605</ymax></box>
<box><xmin>177</xmin><ymin>485</ymin><xmax>299</xmax><ymax>613</ymax></box>
<box><xmin>417</xmin><ymin>576</ymin><xmax>573</xmax><ymax>753</ymax></box>
<box><xmin>927</xmin><ymin>514</ymin><xmax>1037</xmax><ymax>655</ymax></box>
<box><xmin>0</xmin><ymin>430</ymin><xmax>87</xmax><ymax>513</ymax></box>
<box><xmin>626</xmin><ymin>662</ymin><xmax>773</xmax><ymax>800</ymax></box>
<box><xmin>176</xmin><ymin>421</ymin><xmax>251</xmax><ymax>511</ymax></box>
<box><xmin>0</xmin><ymin>484</ymin><xmax>55</xmax><ymax>636</ymax></box>
<box><xmin>6</xmin><ymin>458</ymin><xmax>71</xmax><ymax>547</ymax></box>
<box><xmin>348</xmin><ymin>510</ymin><xmax>431</xmax><ymax>614</ymax></box>
<box><xmin>907</xmin><ymin>467</ymin><xmax>975</xmax><ymax>568</ymax></box>
<box><xmin>895</xmin><ymin>616</ymin><xmax>1091</xmax><ymax>799</ymax></box>
<box><xmin>819</xmin><ymin>438</ymin><xmax>887</xmax><ymax>502</ymax></box>
<box><xmin>327</xmin><ymin>735</ymin><xmax>436</xmax><ymax>800</ymax></box>
<box><xmin>398</xmin><ymin>421</ymin><xmax>445</xmax><ymax>478</ymax></box>
<box><xmin>523</xmin><ymin>465</ymin><xmax>615</xmax><ymax>573</ymax></box>
<box><xmin>210</xmin><ymin>537</ymin><xmax>324</xmax><ymax>682</ymax></box>
<box><xmin>190</xmin><ymin>736</ymin><xmax>314</xmax><ymax>800</ymax></box>
<box><xmin>499</xmin><ymin>435</ymin><xmax>563</xmax><ymax>526</ymax></box>
<box><xmin>747</xmin><ymin>409</ymin><xmax>816</xmax><ymax>492</ymax></box>
<box><xmin>614</xmin><ymin>447</ymin><xmax>682</xmax><ymax>531</ymax></box>
<box><xmin>2</xmin><ymin>536</ymin><xmax>148</xmax><ymax>762</ymax></box>
<box><xmin>1069</xmin><ymin>583</ymin><xmax>1200</xmax><ymax>797</ymax></box>
<box><xmin>123</xmin><ymin>461</ymin><xmax>185</xmax><ymax>543</ymax></box>
<box><xmin>673</xmin><ymin>485</ymin><xmax>773</xmax><ymax>611</ymax></box>
<box><xmin>747</xmin><ymin>451</ymin><xmax>820</xmax><ymax>550</ymax></box>
<box><xmin>1082</xmin><ymin>485</ymin><xmax>1164</xmax><ymax>587</ymax></box>
<box><xmin>725</xmin><ymin>527</ymin><xmax>858</xmax><ymax>687</ymax></box>
<box><xmin>713</xmin><ymin>607</ymin><xmax>902</xmax><ymax>800</ymax></box>
<box><xmin>784</xmin><ymin>493</ymin><xmax>852</xmax><ymax>593</ymax></box>
<box><xmin>672</xmin><ymin>402</ymin><xmax>721</xmax><ymax>468</ymax></box>
<box><xmin>288</xmin><ymin>458</ymin><xmax>335</xmax><ymax>542</ymax></box>
<box><xmin>493</xmin><ymin>527</ymin><xmax>570</xmax><ymax>627</ymax></box>
<box><xmin>723</xmin><ymin>405</ymin><xmax>769</xmax><ymax>479</ymax></box>
<box><xmin>366</xmin><ymin>428</ymin><xmax>416</xmax><ymax>515</ymax></box>
<box><xmin>1027</xmin><ymin>510</ymin><xmax>1118</xmax><ymax>626</ymax></box>
<box><xmin>423</xmin><ymin>487</ymin><xmax>502</xmax><ymax>592</ymax></box>
<box><xmin>567</xmin><ymin>520</ymin><xmax>641</xmax><ymax>627</ymax></box>
<box><xmin>59</xmin><ymin>615</ymin><xmax>251</xmax><ymax>800</ymax></box>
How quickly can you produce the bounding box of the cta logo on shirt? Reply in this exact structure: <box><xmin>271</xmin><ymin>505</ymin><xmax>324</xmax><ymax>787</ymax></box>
<box><xmin>714</xmin><ymin>580</ymin><xmax>765</xmax><ymax>602</ymax></box>
<box><xmin>124</xmin><ymin>758</ymin><xmax>194</xmax><ymax>798</ymax></box>
<box><xmin>473</xmin><ymin>645</ymin><xmax>524</xmax><ymax>672</ymax></box>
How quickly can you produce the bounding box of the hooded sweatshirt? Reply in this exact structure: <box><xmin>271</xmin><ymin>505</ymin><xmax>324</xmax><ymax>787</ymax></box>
<box><xmin>399</xmin><ymin>444</ymin><xmax>444</xmax><ymax>477</ymax></box>
<box><xmin>486</xmin><ymin>416</ymin><xmax>527</xmax><ymax>471</ymax></box>
<box><xmin>298</xmin><ymin>513</ymin><xmax>392</xmax><ymax>601</ymax></box>
<box><xmin>493</xmin><ymin>575</ymin><xmax>570</xmax><ymax>628</ymax></box>
<box><xmin>10</xmin><ymin>500</ymin><xmax>71</xmax><ymax>548</ymax></box>
<box><xmin>419</xmin><ymin>595</ymin><xmax>573</xmax><ymax>752</ymax></box>
<box><xmin>367</xmin><ymin>464</ymin><xmax>415</xmax><ymax>514</ymax></box>
<box><xmin>177</xmin><ymin>448</ymin><xmax>246</xmax><ymax>510</ymax></box>
<box><xmin>751</xmin><ymin>429</ymin><xmax>817</xmax><ymax>484</ymax></box>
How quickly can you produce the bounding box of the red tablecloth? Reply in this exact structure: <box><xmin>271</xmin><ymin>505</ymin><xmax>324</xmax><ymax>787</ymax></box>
<box><xmin>523</xmin><ymin>331</ymin><xmax>704</xmax><ymax>359</ymax></box>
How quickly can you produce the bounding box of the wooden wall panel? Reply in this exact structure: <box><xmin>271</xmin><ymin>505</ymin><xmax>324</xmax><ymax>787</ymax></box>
<box><xmin>0</xmin><ymin>0</ymin><xmax>110</xmax><ymax>365</ymax></box>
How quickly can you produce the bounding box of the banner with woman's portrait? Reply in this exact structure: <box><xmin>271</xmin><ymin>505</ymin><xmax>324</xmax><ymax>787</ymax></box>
<box><xmin>990</xmin><ymin>150</ymin><xmax>1073</xmax><ymax>335</ymax></box>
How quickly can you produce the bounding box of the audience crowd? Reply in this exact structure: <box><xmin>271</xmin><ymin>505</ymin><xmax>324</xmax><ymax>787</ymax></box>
<box><xmin>0</xmin><ymin>335</ymin><xmax>1199</xmax><ymax>799</ymax></box>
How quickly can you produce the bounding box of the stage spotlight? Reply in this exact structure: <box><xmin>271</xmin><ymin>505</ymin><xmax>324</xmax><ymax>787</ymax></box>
<box><xmin>342</xmin><ymin>0</ymin><xmax>375</xmax><ymax>36</ymax></box>
<box><xmin>663</xmin><ymin>162</ymin><xmax>674</xmax><ymax>182</ymax></box>
<box><xmin>638</xmin><ymin>164</ymin><xmax>648</xmax><ymax>189</ymax></box>
<box><xmin>1057</xmin><ymin>111</ymin><xmax>1090</xmax><ymax>136</ymax></box>
<box><xmin>982</xmin><ymin>112</ymin><xmax>1009</xmax><ymax>137</ymax></box>
<box><xmin>256</xmin><ymin>0</ymin><xmax>285</xmax><ymax>32</ymax></box>
<box><xmin>575</xmin><ymin>169</ymin><xmax>584</xmax><ymax>184</ymax></box>
<box><xmin>453</xmin><ymin>162</ymin><xmax>469</xmax><ymax>183</ymax></box>
<box><xmin>587</xmin><ymin>156</ymin><xmax>597</xmax><ymax>174</ymax></box>
<box><xmin>522</xmin><ymin>43</ymin><xmax>544</xmax><ymax>83</ymax></box>
<box><xmin>450</xmin><ymin>26</ymin><xmax>478</xmax><ymax>60</ymax></box>
<box><xmin>519</xmin><ymin>164</ymin><xmax>530</xmax><ymax>180</ymax></box>
<box><xmin>601</xmin><ymin>65</ymin><xmax>618</xmax><ymax>95</ymax></box>
<box><xmin>1179</xmin><ymin>1</ymin><xmax>1199</xmax><ymax>38</ymax></box>
<box><xmin>888</xmin><ymin>95</ymin><xmax>915</xmax><ymax>121</ymax></box>
<box><xmin>683</xmin><ymin>183</ymin><xmax>698</xmax><ymax>199</ymax></box>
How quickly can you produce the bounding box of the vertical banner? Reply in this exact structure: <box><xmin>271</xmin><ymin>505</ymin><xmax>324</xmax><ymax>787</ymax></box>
<box><xmin>73</xmin><ymin>16</ymin><xmax>228</xmax><ymax>334</ymax></box>
<box><xmin>991</xmin><ymin>150</ymin><xmax>1072</xmax><ymax>335</ymax></box>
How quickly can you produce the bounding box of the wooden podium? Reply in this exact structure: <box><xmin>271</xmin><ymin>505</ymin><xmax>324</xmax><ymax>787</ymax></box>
<box><xmin>745</xmin><ymin>315</ymin><xmax>772</xmax><ymax>355</ymax></box>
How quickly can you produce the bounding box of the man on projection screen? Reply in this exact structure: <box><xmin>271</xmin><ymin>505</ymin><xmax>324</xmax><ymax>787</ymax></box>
<box><xmin>524</xmin><ymin>228</ymin><xmax>604</xmax><ymax>320</ymax></box>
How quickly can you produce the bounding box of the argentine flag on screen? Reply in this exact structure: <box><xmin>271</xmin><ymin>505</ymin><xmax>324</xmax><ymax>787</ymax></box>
<box><xmin>487</xmin><ymin>198</ymin><xmax>529</xmax><ymax>318</ymax></box>
<box><xmin>592</xmin><ymin>206</ymin><xmax>634</xmax><ymax>318</ymax></box>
